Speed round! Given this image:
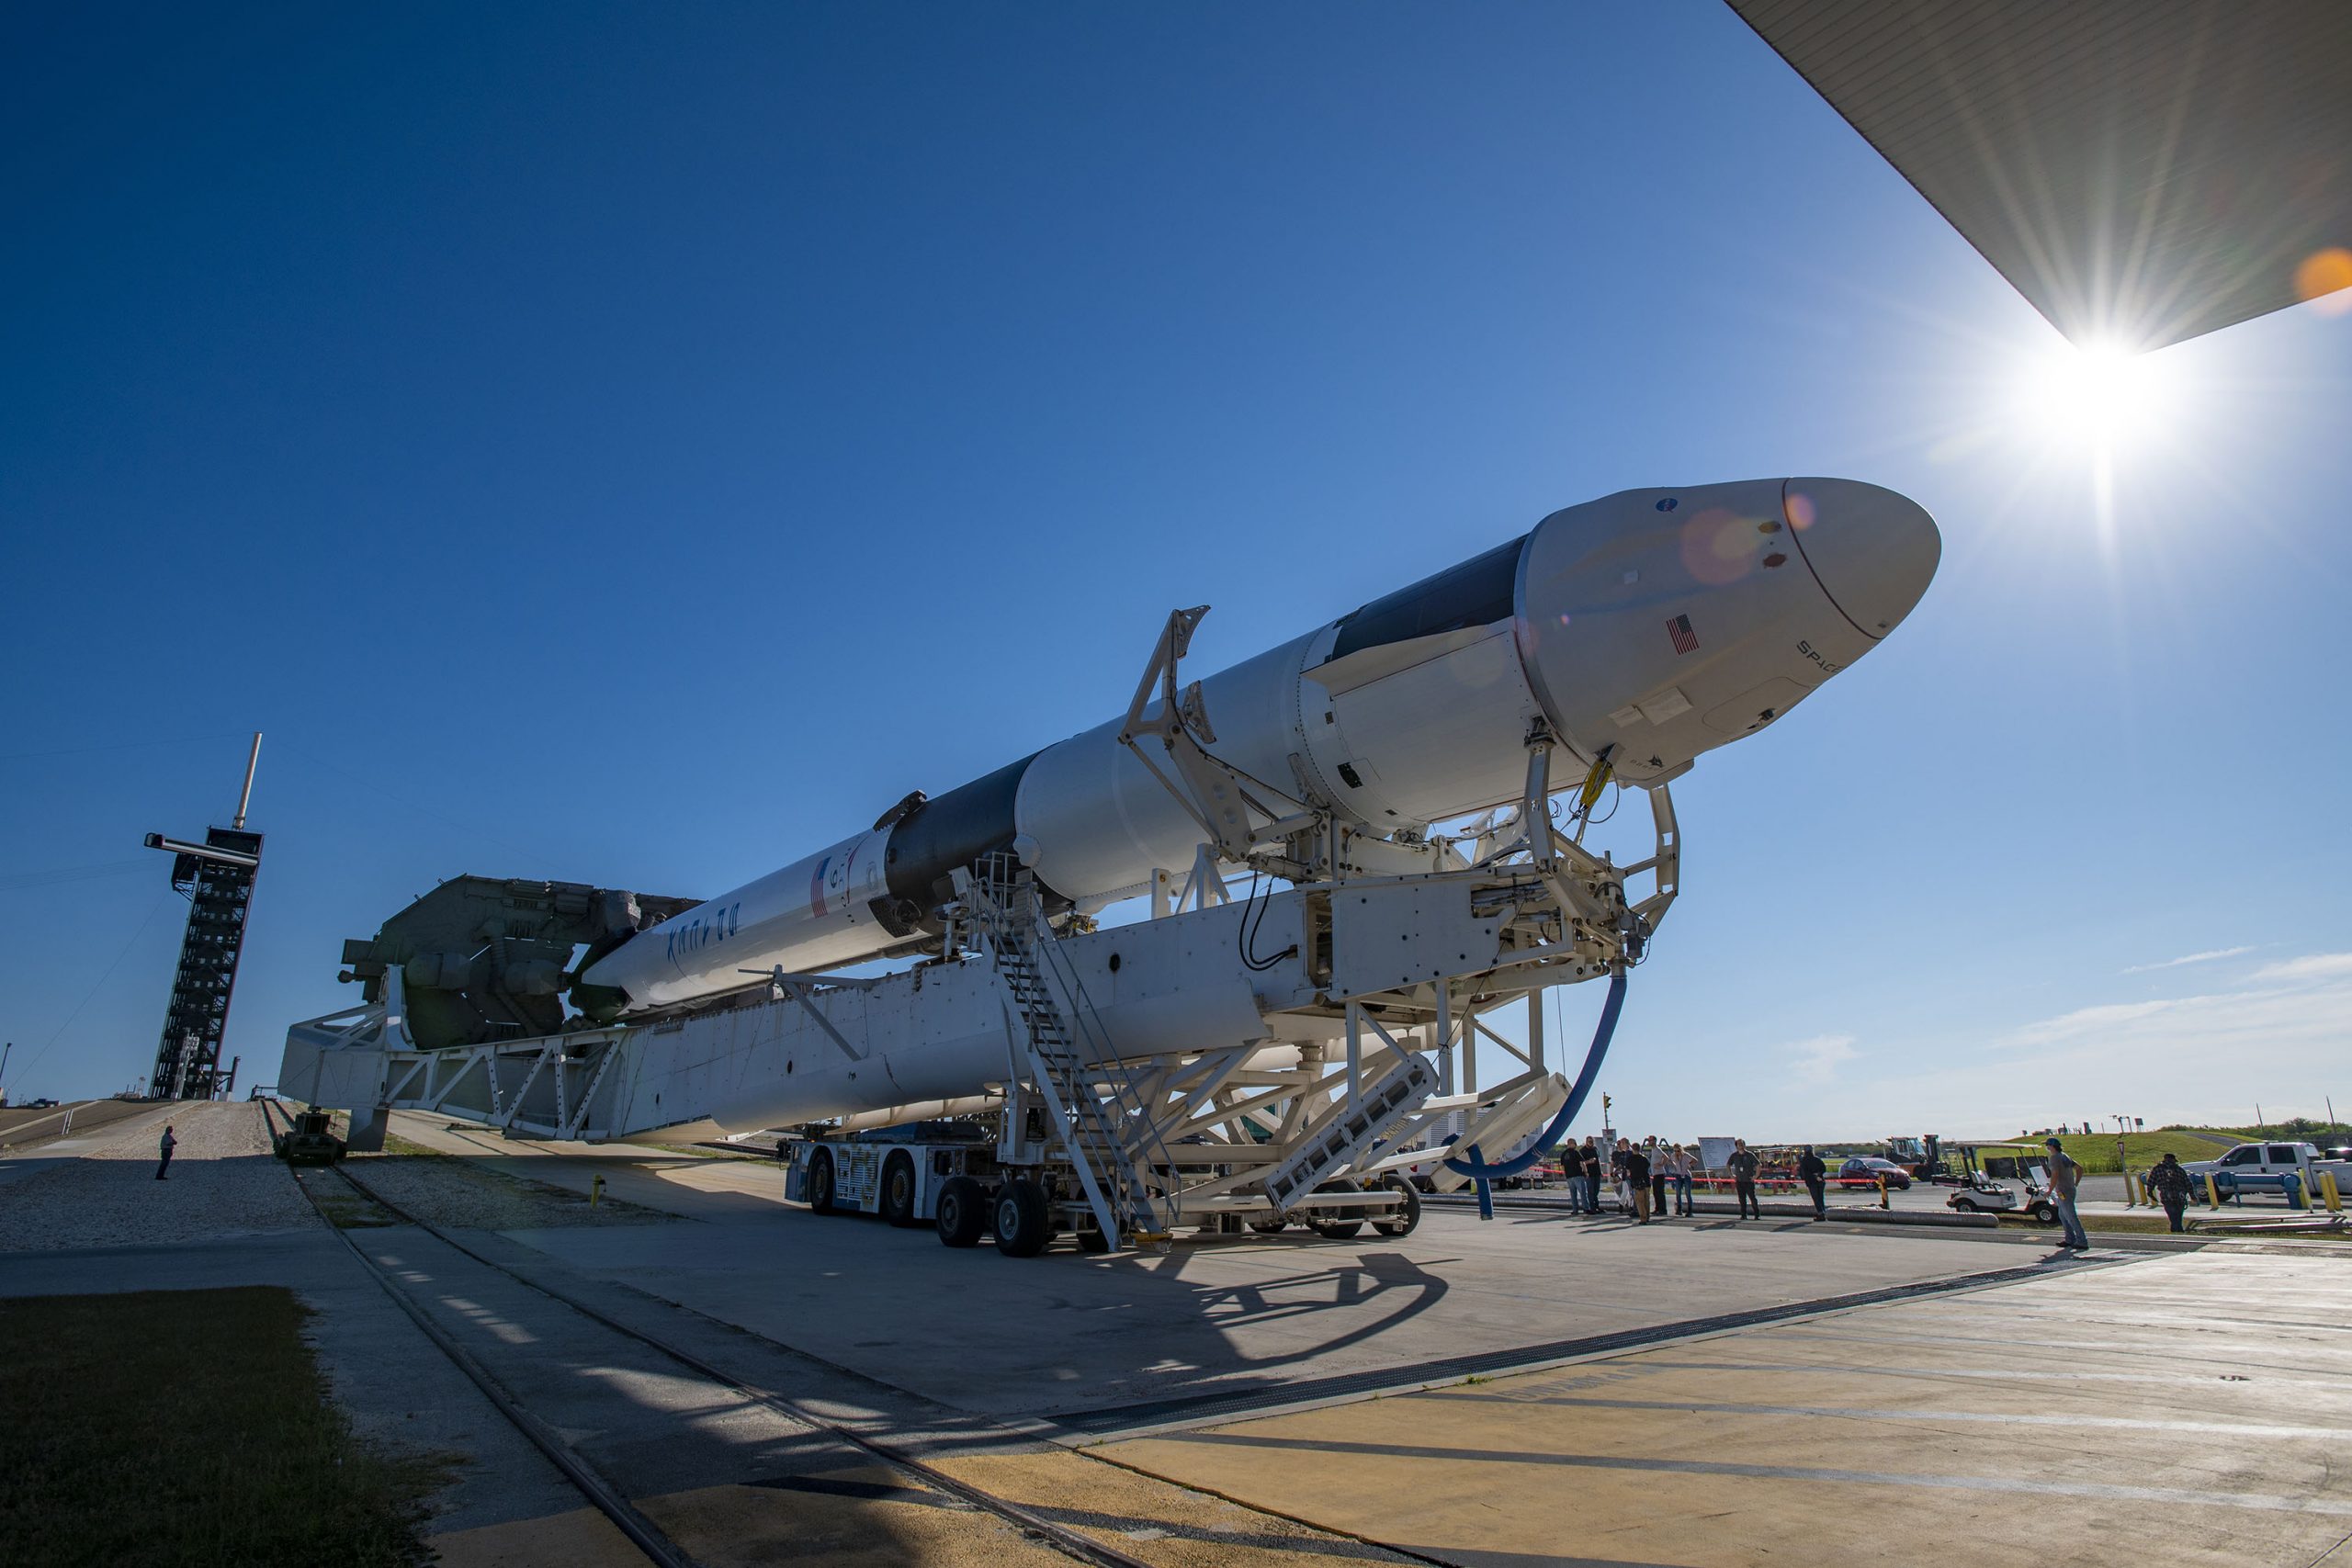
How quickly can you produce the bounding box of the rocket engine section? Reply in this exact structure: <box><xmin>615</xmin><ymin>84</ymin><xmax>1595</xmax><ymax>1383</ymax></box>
<box><xmin>581</xmin><ymin>478</ymin><xmax>1939</xmax><ymax>1018</ymax></box>
<box><xmin>338</xmin><ymin>876</ymin><xmax>699</xmax><ymax>1051</ymax></box>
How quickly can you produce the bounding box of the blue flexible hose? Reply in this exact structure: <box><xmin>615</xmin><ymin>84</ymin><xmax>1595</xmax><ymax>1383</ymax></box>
<box><xmin>1441</xmin><ymin>969</ymin><xmax>1626</xmax><ymax>1212</ymax></box>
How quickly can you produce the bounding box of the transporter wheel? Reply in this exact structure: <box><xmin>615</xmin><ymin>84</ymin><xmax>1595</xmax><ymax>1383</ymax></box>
<box><xmin>935</xmin><ymin>1175</ymin><xmax>986</xmax><ymax>1247</ymax></box>
<box><xmin>879</xmin><ymin>1153</ymin><xmax>920</xmax><ymax>1228</ymax></box>
<box><xmin>1247</xmin><ymin>1216</ymin><xmax>1289</xmax><ymax>1235</ymax></box>
<box><xmin>1373</xmin><ymin>1176</ymin><xmax>1422</xmax><ymax>1237</ymax></box>
<box><xmin>1306</xmin><ymin>1178</ymin><xmax>1365</xmax><ymax>1241</ymax></box>
<box><xmin>993</xmin><ymin>1178</ymin><xmax>1051</xmax><ymax>1258</ymax></box>
<box><xmin>808</xmin><ymin>1149</ymin><xmax>838</xmax><ymax>1214</ymax></box>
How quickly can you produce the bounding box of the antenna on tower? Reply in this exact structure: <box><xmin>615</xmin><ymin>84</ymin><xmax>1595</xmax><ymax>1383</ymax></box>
<box><xmin>232</xmin><ymin>732</ymin><xmax>263</xmax><ymax>829</ymax></box>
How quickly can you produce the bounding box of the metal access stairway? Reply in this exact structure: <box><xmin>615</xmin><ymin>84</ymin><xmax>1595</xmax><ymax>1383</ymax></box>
<box><xmin>965</xmin><ymin>858</ymin><xmax>1172</xmax><ymax>1248</ymax></box>
<box><xmin>1261</xmin><ymin>1054</ymin><xmax>1438</xmax><ymax>1214</ymax></box>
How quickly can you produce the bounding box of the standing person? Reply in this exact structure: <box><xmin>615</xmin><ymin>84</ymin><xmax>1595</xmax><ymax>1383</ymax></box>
<box><xmin>1579</xmin><ymin>1138</ymin><xmax>1602</xmax><ymax>1215</ymax></box>
<box><xmin>1611</xmin><ymin>1138</ymin><xmax>1632</xmax><ymax>1215</ymax></box>
<box><xmin>1623</xmin><ymin>1140</ymin><xmax>1653</xmax><ymax>1224</ymax></box>
<box><xmin>1728</xmin><ymin>1139</ymin><xmax>1761</xmax><ymax>1219</ymax></box>
<box><xmin>2044</xmin><ymin>1136</ymin><xmax>2090</xmax><ymax>1250</ymax></box>
<box><xmin>2146</xmin><ymin>1151</ymin><xmax>2193</xmax><ymax>1234</ymax></box>
<box><xmin>1797</xmin><ymin>1145</ymin><xmax>1827</xmax><ymax>1220</ymax></box>
<box><xmin>1647</xmin><ymin>1137</ymin><xmax>1671</xmax><ymax>1220</ymax></box>
<box><xmin>155</xmin><ymin>1124</ymin><xmax>176</xmax><ymax>1181</ymax></box>
<box><xmin>1670</xmin><ymin>1144</ymin><xmax>1695</xmax><ymax>1216</ymax></box>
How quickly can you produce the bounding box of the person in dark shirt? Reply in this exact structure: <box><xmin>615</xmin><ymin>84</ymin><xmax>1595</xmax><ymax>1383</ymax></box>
<box><xmin>1797</xmin><ymin>1146</ymin><xmax>1827</xmax><ymax>1219</ymax></box>
<box><xmin>156</xmin><ymin>1124</ymin><xmax>176</xmax><ymax>1181</ymax></box>
<box><xmin>2044</xmin><ymin>1137</ymin><xmax>2090</xmax><ymax>1250</ymax></box>
<box><xmin>1728</xmin><ymin>1138</ymin><xmax>1762</xmax><ymax>1220</ymax></box>
<box><xmin>1578</xmin><ymin>1139</ymin><xmax>1602</xmax><ymax>1215</ymax></box>
<box><xmin>1623</xmin><ymin>1142</ymin><xmax>1653</xmax><ymax>1223</ymax></box>
<box><xmin>2146</xmin><ymin>1151</ymin><xmax>2194</xmax><ymax>1233</ymax></box>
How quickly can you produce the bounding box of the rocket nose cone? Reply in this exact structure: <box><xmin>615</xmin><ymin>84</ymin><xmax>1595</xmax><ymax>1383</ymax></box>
<box><xmin>1782</xmin><ymin>479</ymin><xmax>1940</xmax><ymax>640</ymax></box>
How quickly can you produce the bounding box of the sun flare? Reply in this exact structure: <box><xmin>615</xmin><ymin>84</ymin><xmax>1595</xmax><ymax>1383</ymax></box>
<box><xmin>2014</xmin><ymin>340</ymin><xmax>2176</xmax><ymax>447</ymax></box>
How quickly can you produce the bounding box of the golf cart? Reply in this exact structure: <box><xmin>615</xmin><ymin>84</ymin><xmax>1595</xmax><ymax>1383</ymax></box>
<box><xmin>1943</xmin><ymin>1142</ymin><xmax>2059</xmax><ymax>1224</ymax></box>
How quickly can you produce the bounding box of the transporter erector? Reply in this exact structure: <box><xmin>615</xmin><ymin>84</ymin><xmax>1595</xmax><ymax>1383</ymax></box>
<box><xmin>287</xmin><ymin>479</ymin><xmax>1938</xmax><ymax>1254</ymax></box>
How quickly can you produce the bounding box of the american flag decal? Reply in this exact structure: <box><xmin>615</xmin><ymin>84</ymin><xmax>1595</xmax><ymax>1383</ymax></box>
<box><xmin>1667</xmin><ymin>614</ymin><xmax>1699</xmax><ymax>655</ymax></box>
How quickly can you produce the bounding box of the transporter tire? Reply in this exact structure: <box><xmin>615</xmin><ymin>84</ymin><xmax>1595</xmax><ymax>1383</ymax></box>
<box><xmin>1248</xmin><ymin>1217</ymin><xmax>1289</xmax><ymax>1235</ymax></box>
<box><xmin>880</xmin><ymin>1152</ymin><xmax>920</xmax><ymax>1228</ymax></box>
<box><xmin>808</xmin><ymin>1149</ymin><xmax>838</xmax><ymax>1215</ymax></box>
<box><xmin>1306</xmin><ymin>1178</ymin><xmax>1365</xmax><ymax>1240</ymax></box>
<box><xmin>935</xmin><ymin>1175</ymin><xmax>986</xmax><ymax>1247</ymax></box>
<box><xmin>993</xmin><ymin>1178</ymin><xmax>1052</xmax><ymax>1258</ymax></box>
<box><xmin>1373</xmin><ymin>1176</ymin><xmax>1422</xmax><ymax>1237</ymax></box>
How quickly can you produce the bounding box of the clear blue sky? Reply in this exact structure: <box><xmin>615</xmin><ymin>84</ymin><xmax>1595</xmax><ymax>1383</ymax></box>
<box><xmin>6</xmin><ymin>2</ymin><xmax>2346</xmax><ymax>1139</ymax></box>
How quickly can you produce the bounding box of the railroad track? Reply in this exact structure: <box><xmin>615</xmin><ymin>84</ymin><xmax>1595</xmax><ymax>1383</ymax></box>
<box><xmin>297</xmin><ymin>1155</ymin><xmax>1161</xmax><ymax>1568</ymax></box>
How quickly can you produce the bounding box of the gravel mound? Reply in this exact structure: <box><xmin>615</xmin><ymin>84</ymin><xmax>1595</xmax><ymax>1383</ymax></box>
<box><xmin>0</xmin><ymin>1102</ymin><xmax>320</xmax><ymax>1252</ymax></box>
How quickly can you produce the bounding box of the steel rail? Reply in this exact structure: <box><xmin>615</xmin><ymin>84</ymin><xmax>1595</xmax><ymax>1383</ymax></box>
<box><xmin>285</xmin><ymin>1165</ymin><xmax>691</xmax><ymax>1567</ymax></box>
<box><xmin>326</xmin><ymin>1161</ymin><xmax>1160</xmax><ymax>1568</ymax></box>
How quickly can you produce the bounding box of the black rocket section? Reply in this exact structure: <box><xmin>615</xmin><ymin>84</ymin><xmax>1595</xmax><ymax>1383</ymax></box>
<box><xmin>869</xmin><ymin>752</ymin><xmax>1049</xmax><ymax>934</ymax></box>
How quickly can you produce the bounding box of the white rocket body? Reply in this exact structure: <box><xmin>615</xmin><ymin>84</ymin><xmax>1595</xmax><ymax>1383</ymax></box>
<box><xmin>582</xmin><ymin>478</ymin><xmax>1939</xmax><ymax>1014</ymax></box>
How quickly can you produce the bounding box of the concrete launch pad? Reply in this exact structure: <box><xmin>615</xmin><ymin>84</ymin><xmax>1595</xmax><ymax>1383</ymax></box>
<box><xmin>383</xmin><ymin>1115</ymin><xmax>2064</xmax><ymax>1425</ymax></box>
<box><xmin>370</xmin><ymin>1112</ymin><xmax>2352</xmax><ymax>1567</ymax></box>
<box><xmin>8</xmin><ymin>1106</ymin><xmax>2348</xmax><ymax>1567</ymax></box>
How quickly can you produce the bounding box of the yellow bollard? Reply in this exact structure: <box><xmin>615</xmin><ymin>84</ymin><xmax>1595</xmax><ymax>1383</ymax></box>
<box><xmin>2325</xmin><ymin>1171</ymin><xmax>2342</xmax><ymax>1213</ymax></box>
<box><xmin>1877</xmin><ymin>1174</ymin><xmax>1889</xmax><ymax>1210</ymax></box>
<box><xmin>591</xmin><ymin>1173</ymin><xmax>605</xmax><ymax>1209</ymax></box>
<box><xmin>2204</xmin><ymin>1172</ymin><xmax>2221</xmax><ymax>1208</ymax></box>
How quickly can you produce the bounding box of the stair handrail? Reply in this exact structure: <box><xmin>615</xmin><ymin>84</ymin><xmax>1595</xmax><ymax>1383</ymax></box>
<box><xmin>963</xmin><ymin>855</ymin><xmax>1172</xmax><ymax>1235</ymax></box>
<box><xmin>1003</xmin><ymin>869</ymin><xmax>1181</xmax><ymax>1231</ymax></box>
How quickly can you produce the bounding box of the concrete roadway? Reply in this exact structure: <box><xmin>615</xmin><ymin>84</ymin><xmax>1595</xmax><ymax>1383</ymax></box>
<box><xmin>0</xmin><ymin>1100</ymin><xmax>175</xmax><ymax>1189</ymax></box>
<box><xmin>380</xmin><ymin>1113</ymin><xmax>2352</xmax><ymax>1565</ymax></box>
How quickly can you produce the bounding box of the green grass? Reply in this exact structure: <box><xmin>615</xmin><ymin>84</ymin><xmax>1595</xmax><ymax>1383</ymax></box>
<box><xmin>379</xmin><ymin>1131</ymin><xmax>449</xmax><ymax>1157</ymax></box>
<box><xmin>0</xmin><ymin>1288</ymin><xmax>450</xmax><ymax>1567</ymax></box>
<box><xmin>304</xmin><ymin>1179</ymin><xmax>401</xmax><ymax>1230</ymax></box>
<box><xmin>2037</xmin><ymin>1130</ymin><xmax>2239</xmax><ymax>1174</ymax></box>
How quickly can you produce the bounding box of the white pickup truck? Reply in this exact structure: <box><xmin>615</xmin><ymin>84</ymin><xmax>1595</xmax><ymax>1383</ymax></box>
<box><xmin>2178</xmin><ymin>1142</ymin><xmax>2352</xmax><ymax>1202</ymax></box>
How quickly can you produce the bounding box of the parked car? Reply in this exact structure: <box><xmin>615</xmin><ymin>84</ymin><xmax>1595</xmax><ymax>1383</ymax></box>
<box><xmin>2178</xmin><ymin>1142</ymin><xmax>2352</xmax><ymax>1201</ymax></box>
<box><xmin>23</xmin><ymin>1097</ymin><xmax>59</xmax><ymax>1109</ymax></box>
<box><xmin>1837</xmin><ymin>1156</ymin><xmax>1913</xmax><ymax>1190</ymax></box>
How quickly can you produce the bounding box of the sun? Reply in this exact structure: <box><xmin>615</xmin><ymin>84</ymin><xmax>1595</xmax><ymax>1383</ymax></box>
<box><xmin>2013</xmin><ymin>339</ymin><xmax>2177</xmax><ymax>448</ymax></box>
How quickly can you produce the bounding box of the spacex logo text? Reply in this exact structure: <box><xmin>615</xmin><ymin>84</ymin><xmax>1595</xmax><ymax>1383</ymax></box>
<box><xmin>1797</xmin><ymin>639</ymin><xmax>1842</xmax><ymax>676</ymax></box>
<box><xmin>664</xmin><ymin>903</ymin><xmax>741</xmax><ymax>964</ymax></box>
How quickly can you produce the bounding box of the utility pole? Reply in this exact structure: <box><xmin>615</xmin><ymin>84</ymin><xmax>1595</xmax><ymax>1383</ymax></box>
<box><xmin>1</xmin><ymin>1040</ymin><xmax>11</xmax><ymax>1106</ymax></box>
